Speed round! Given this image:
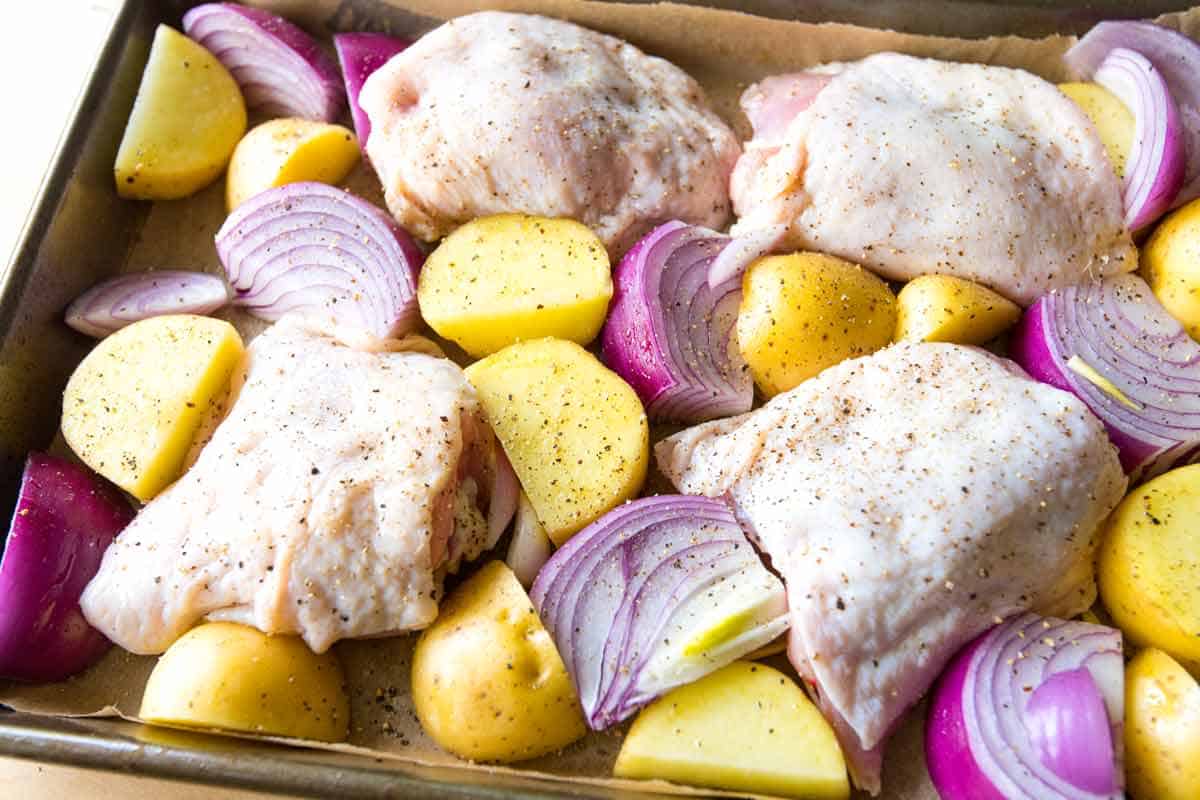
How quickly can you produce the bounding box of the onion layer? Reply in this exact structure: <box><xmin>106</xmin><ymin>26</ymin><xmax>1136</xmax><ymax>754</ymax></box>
<box><xmin>333</xmin><ymin>33</ymin><xmax>410</xmax><ymax>156</ymax></box>
<box><xmin>600</xmin><ymin>221</ymin><xmax>755</xmax><ymax>423</ymax></box>
<box><xmin>0</xmin><ymin>453</ymin><xmax>133</xmax><ymax>682</ymax></box>
<box><xmin>1091</xmin><ymin>47</ymin><xmax>1185</xmax><ymax>231</ymax></box>
<box><xmin>183</xmin><ymin>3</ymin><xmax>344</xmax><ymax>122</ymax></box>
<box><xmin>926</xmin><ymin>614</ymin><xmax>1124</xmax><ymax>800</ymax></box>
<box><xmin>1067</xmin><ymin>21</ymin><xmax>1200</xmax><ymax>210</ymax></box>
<box><xmin>215</xmin><ymin>182</ymin><xmax>424</xmax><ymax>339</ymax></box>
<box><xmin>530</xmin><ymin>495</ymin><xmax>788</xmax><ymax>730</ymax></box>
<box><xmin>1010</xmin><ymin>273</ymin><xmax>1200</xmax><ymax>483</ymax></box>
<box><xmin>65</xmin><ymin>271</ymin><xmax>230</xmax><ymax>338</ymax></box>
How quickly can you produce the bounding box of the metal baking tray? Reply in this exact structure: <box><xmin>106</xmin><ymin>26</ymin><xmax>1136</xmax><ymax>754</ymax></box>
<box><xmin>0</xmin><ymin>0</ymin><xmax>1192</xmax><ymax>795</ymax></box>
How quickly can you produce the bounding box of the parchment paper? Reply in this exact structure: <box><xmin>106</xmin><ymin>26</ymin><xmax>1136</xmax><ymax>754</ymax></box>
<box><xmin>5</xmin><ymin>2</ymin><xmax>1200</xmax><ymax>797</ymax></box>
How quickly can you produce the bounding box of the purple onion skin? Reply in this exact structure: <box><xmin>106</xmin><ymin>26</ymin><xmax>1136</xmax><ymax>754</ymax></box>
<box><xmin>1025</xmin><ymin>668</ymin><xmax>1117</xmax><ymax>794</ymax></box>
<box><xmin>601</xmin><ymin>222</ymin><xmax>678</xmax><ymax>410</ymax></box>
<box><xmin>334</xmin><ymin>33</ymin><xmax>410</xmax><ymax>156</ymax></box>
<box><xmin>1010</xmin><ymin>300</ymin><xmax>1158</xmax><ymax>474</ymax></box>
<box><xmin>0</xmin><ymin>454</ymin><xmax>133</xmax><ymax>682</ymax></box>
<box><xmin>926</xmin><ymin>633</ymin><xmax>1008</xmax><ymax>800</ymax></box>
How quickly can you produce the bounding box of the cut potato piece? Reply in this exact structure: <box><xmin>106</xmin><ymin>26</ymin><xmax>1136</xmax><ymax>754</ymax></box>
<box><xmin>62</xmin><ymin>314</ymin><xmax>244</xmax><ymax>502</ymax></box>
<box><xmin>1099</xmin><ymin>464</ymin><xmax>1200</xmax><ymax>667</ymax></box>
<box><xmin>1059</xmin><ymin>82</ymin><xmax>1133</xmax><ymax>178</ymax></box>
<box><xmin>737</xmin><ymin>252</ymin><xmax>896</xmax><ymax>397</ymax></box>
<box><xmin>1142</xmin><ymin>197</ymin><xmax>1200</xmax><ymax>341</ymax></box>
<box><xmin>894</xmin><ymin>274</ymin><xmax>1020</xmax><ymax>344</ymax></box>
<box><xmin>114</xmin><ymin>25</ymin><xmax>246</xmax><ymax>200</ymax></box>
<box><xmin>1126</xmin><ymin>648</ymin><xmax>1200</xmax><ymax>800</ymax></box>
<box><xmin>226</xmin><ymin>118</ymin><xmax>360</xmax><ymax>210</ymax></box>
<box><xmin>411</xmin><ymin>562</ymin><xmax>586</xmax><ymax>762</ymax></box>
<box><xmin>419</xmin><ymin>214</ymin><xmax>612</xmax><ymax>358</ymax></box>
<box><xmin>465</xmin><ymin>338</ymin><xmax>648</xmax><ymax>545</ymax></box>
<box><xmin>615</xmin><ymin>661</ymin><xmax>849</xmax><ymax>799</ymax></box>
<box><xmin>140</xmin><ymin>622</ymin><xmax>349</xmax><ymax>742</ymax></box>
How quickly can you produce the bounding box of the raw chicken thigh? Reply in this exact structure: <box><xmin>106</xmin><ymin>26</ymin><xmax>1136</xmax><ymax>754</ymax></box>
<box><xmin>359</xmin><ymin>11</ymin><xmax>740</xmax><ymax>256</ymax></box>
<box><xmin>655</xmin><ymin>342</ymin><xmax>1127</xmax><ymax>793</ymax></box>
<box><xmin>80</xmin><ymin>318</ymin><xmax>515</xmax><ymax>655</ymax></box>
<box><xmin>730</xmin><ymin>53</ymin><xmax>1137</xmax><ymax>305</ymax></box>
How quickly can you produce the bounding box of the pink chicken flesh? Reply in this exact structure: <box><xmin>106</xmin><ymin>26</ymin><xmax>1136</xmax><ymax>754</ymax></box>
<box><xmin>358</xmin><ymin>11</ymin><xmax>740</xmax><ymax>257</ymax></box>
<box><xmin>80</xmin><ymin>318</ymin><xmax>516</xmax><ymax>655</ymax></box>
<box><xmin>655</xmin><ymin>342</ymin><xmax>1127</xmax><ymax>793</ymax></box>
<box><xmin>730</xmin><ymin>54</ymin><xmax>1137</xmax><ymax>305</ymax></box>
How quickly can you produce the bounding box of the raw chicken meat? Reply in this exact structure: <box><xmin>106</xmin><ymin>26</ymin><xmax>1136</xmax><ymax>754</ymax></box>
<box><xmin>730</xmin><ymin>54</ymin><xmax>1137</xmax><ymax>305</ymax></box>
<box><xmin>358</xmin><ymin>11</ymin><xmax>740</xmax><ymax>257</ymax></box>
<box><xmin>80</xmin><ymin>318</ymin><xmax>516</xmax><ymax>655</ymax></box>
<box><xmin>655</xmin><ymin>342</ymin><xmax>1126</xmax><ymax>793</ymax></box>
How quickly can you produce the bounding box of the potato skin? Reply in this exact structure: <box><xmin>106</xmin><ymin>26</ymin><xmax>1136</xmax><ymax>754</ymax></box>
<box><xmin>418</xmin><ymin>214</ymin><xmax>612</xmax><ymax>358</ymax></box>
<box><xmin>114</xmin><ymin>25</ymin><xmax>246</xmax><ymax>200</ymax></box>
<box><xmin>1126</xmin><ymin>648</ymin><xmax>1200</xmax><ymax>800</ymax></box>
<box><xmin>1099</xmin><ymin>464</ymin><xmax>1200</xmax><ymax>668</ymax></box>
<box><xmin>465</xmin><ymin>338</ymin><xmax>648</xmax><ymax>545</ymax></box>
<box><xmin>737</xmin><ymin>252</ymin><xmax>896</xmax><ymax>397</ymax></box>
<box><xmin>894</xmin><ymin>274</ymin><xmax>1019</xmax><ymax>344</ymax></box>
<box><xmin>139</xmin><ymin>622</ymin><xmax>349</xmax><ymax>742</ymax></box>
<box><xmin>1142</xmin><ymin>197</ymin><xmax>1200</xmax><ymax>341</ymax></box>
<box><xmin>226</xmin><ymin>118</ymin><xmax>359</xmax><ymax>210</ymax></box>
<box><xmin>411</xmin><ymin>561</ymin><xmax>586</xmax><ymax>762</ymax></box>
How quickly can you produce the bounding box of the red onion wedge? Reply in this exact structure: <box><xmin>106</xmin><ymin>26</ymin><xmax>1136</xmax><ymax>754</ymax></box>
<box><xmin>0</xmin><ymin>453</ymin><xmax>133</xmax><ymax>682</ymax></box>
<box><xmin>183</xmin><ymin>3</ymin><xmax>344</xmax><ymax>122</ymax></box>
<box><xmin>1010</xmin><ymin>273</ymin><xmax>1200</xmax><ymax>483</ymax></box>
<box><xmin>600</xmin><ymin>222</ymin><xmax>755</xmax><ymax>424</ymax></box>
<box><xmin>529</xmin><ymin>495</ymin><xmax>788</xmax><ymax>730</ymax></box>
<box><xmin>65</xmin><ymin>271</ymin><xmax>230</xmax><ymax>338</ymax></box>
<box><xmin>333</xmin><ymin>33</ymin><xmax>410</xmax><ymax>156</ymax></box>
<box><xmin>215</xmin><ymin>182</ymin><xmax>424</xmax><ymax>339</ymax></box>
<box><xmin>1091</xmin><ymin>48</ymin><xmax>1185</xmax><ymax>231</ymax></box>
<box><xmin>1067</xmin><ymin>21</ymin><xmax>1200</xmax><ymax>210</ymax></box>
<box><xmin>926</xmin><ymin>614</ymin><xmax>1123</xmax><ymax>800</ymax></box>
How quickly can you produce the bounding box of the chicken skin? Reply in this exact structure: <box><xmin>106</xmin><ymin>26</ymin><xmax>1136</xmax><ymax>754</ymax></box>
<box><xmin>80</xmin><ymin>318</ymin><xmax>515</xmax><ymax>655</ymax></box>
<box><xmin>656</xmin><ymin>342</ymin><xmax>1126</xmax><ymax>793</ymax></box>
<box><xmin>730</xmin><ymin>54</ymin><xmax>1137</xmax><ymax>305</ymax></box>
<box><xmin>359</xmin><ymin>11</ymin><xmax>740</xmax><ymax>257</ymax></box>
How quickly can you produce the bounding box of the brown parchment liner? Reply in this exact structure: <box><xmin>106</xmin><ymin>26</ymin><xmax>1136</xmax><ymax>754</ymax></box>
<box><xmin>7</xmin><ymin>2</ymin><xmax>1200</xmax><ymax>797</ymax></box>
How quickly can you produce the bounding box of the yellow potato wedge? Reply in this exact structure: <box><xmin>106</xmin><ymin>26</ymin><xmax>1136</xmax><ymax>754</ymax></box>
<box><xmin>465</xmin><ymin>338</ymin><xmax>648</xmax><ymax>545</ymax></box>
<box><xmin>1126</xmin><ymin>648</ymin><xmax>1200</xmax><ymax>800</ymax></box>
<box><xmin>419</xmin><ymin>214</ymin><xmax>612</xmax><ymax>358</ymax></box>
<box><xmin>615</xmin><ymin>661</ymin><xmax>849</xmax><ymax>799</ymax></box>
<box><xmin>411</xmin><ymin>561</ymin><xmax>586</xmax><ymax>762</ymax></box>
<box><xmin>1099</xmin><ymin>464</ymin><xmax>1200</xmax><ymax>668</ymax></box>
<box><xmin>1142</xmin><ymin>197</ymin><xmax>1200</xmax><ymax>341</ymax></box>
<box><xmin>62</xmin><ymin>315</ymin><xmax>244</xmax><ymax>502</ymax></box>
<box><xmin>114</xmin><ymin>25</ymin><xmax>246</xmax><ymax>200</ymax></box>
<box><xmin>1059</xmin><ymin>82</ymin><xmax>1134</xmax><ymax>178</ymax></box>
<box><xmin>140</xmin><ymin>622</ymin><xmax>349</xmax><ymax>742</ymax></box>
<box><xmin>226</xmin><ymin>118</ymin><xmax>360</xmax><ymax>210</ymax></box>
<box><xmin>737</xmin><ymin>252</ymin><xmax>896</xmax><ymax>397</ymax></box>
<box><xmin>894</xmin><ymin>274</ymin><xmax>1020</xmax><ymax>344</ymax></box>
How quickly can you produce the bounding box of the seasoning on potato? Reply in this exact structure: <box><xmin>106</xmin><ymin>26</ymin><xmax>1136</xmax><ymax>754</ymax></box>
<box><xmin>418</xmin><ymin>214</ymin><xmax>613</xmax><ymax>358</ymax></box>
<box><xmin>736</xmin><ymin>252</ymin><xmax>896</xmax><ymax>396</ymax></box>
<box><xmin>411</xmin><ymin>561</ymin><xmax>586</xmax><ymax>762</ymax></box>
<box><xmin>139</xmin><ymin>622</ymin><xmax>350</xmax><ymax>742</ymax></box>
<box><xmin>465</xmin><ymin>338</ymin><xmax>648</xmax><ymax>546</ymax></box>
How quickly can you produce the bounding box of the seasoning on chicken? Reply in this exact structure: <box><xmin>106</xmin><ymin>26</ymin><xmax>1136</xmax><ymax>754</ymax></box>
<box><xmin>730</xmin><ymin>54</ymin><xmax>1137</xmax><ymax>305</ymax></box>
<box><xmin>358</xmin><ymin>11</ymin><xmax>740</xmax><ymax>257</ymax></box>
<box><xmin>655</xmin><ymin>342</ymin><xmax>1127</xmax><ymax>794</ymax></box>
<box><xmin>80</xmin><ymin>317</ymin><xmax>516</xmax><ymax>655</ymax></box>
